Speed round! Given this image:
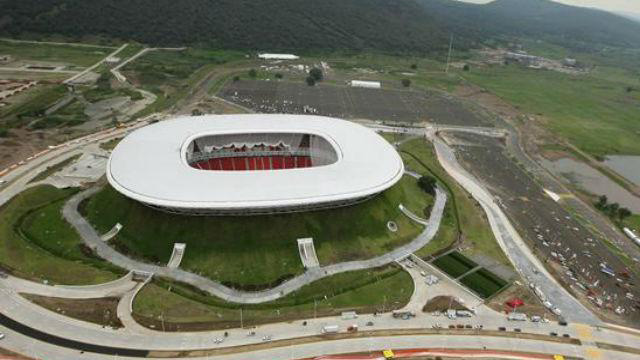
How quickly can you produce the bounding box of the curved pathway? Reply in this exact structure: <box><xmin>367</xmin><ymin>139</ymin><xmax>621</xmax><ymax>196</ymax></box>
<box><xmin>63</xmin><ymin>186</ymin><xmax>447</xmax><ymax>304</ymax></box>
<box><xmin>4</xmin><ymin>272</ymin><xmax>136</xmax><ymax>299</ymax></box>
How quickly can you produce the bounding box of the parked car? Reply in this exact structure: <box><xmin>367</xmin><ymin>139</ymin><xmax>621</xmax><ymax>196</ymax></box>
<box><xmin>0</xmin><ymin>333</ymin><xmax>5</xmax><ymax>340</ymax></box>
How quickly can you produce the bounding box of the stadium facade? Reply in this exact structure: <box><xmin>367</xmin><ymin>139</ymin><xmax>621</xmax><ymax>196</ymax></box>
<box><xmin>106</xmin><ymin>114</ymin><xmax>404</xmax><ymax>215</ymax></box>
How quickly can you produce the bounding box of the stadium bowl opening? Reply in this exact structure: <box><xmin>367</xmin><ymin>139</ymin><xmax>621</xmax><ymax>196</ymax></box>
<box><xmin>186</xmin><ymin>132</ymin><xmax>338</xmax><ymax>171</ymax></box>
<box><xmin>106</xmin><ymin>114</ymin><xmax>404</xmax><ymax>215</ymax></box>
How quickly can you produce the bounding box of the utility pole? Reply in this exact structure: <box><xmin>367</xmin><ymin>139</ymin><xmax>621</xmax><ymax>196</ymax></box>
<box><xmin>445</xmin><ymin>34</ymin><xmax>454</xmax><ymax>73</ymax></box>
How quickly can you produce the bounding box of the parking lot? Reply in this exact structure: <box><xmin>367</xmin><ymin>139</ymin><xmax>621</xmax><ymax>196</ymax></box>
<box><xmin>450</xmin><ymin>132</ymin><xmax>640</xmax><ymax>326</ymax></box>
<box><xmin>219</xmin><ymin>80</ymin><xmax>493</xmax><ymax>126</ymax></box>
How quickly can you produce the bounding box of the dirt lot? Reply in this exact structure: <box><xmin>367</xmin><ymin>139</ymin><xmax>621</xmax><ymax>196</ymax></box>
<box><xmin>21</xmin><ymin>294</ymin><xmax>122</xmax><ymax>328</ymax></box>
<box><xmin>220</xmin><ymin>80</ymin><xmax>493</xmax><ymax>126</ymax></box>
<box><xmin>449</xmin><ymin>132</ymin><xmax>640</xmax><ymax>327</ymax></box>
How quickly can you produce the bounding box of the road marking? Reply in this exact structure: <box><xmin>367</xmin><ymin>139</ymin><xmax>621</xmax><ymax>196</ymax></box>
<box><xmin>583</xmin><ymin>346</ymin><xmax>602</xmax><ymax>360</ymax></box>
<box><xmin>575</xmin><ymin>323</ymin><xmax>593</xmax><ymax>341</ymax></box>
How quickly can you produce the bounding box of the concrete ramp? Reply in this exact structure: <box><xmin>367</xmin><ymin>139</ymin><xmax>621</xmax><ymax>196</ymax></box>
<box><xmin>167</xmin><ymin>243</ymin><xmax>186</xmax><ymax>268</ymax></box>
<box><xmin>297</xmin><ymin>238</ymin><xmax>319</xmax><ymax>268</ymax></box>
<box><xmin>101</xmin><ymin>223</ymin><xmax>122</xmax><ymax>241</ymax></box>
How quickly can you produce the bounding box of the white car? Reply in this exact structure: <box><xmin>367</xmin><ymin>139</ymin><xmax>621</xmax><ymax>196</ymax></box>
<box><xmin>0</xmin><ymin>333</ymin><xmax>5</xmax><ymax>340</ymax></box>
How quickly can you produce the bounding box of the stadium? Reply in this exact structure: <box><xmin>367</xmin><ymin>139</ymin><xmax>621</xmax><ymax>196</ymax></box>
<box><xmin>106</xmin><ymin>114</ymin><xmax>404</xmax><ymax>215</ymax></box>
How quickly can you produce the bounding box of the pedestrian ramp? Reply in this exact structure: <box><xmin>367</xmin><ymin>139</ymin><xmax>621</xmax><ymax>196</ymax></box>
<box><xmin>297</xmin><ymin>238</ymin><xmax>320</xmax><ymax>268</ymax></box>
<box><xmin>101</xmin><ymin>223</ymin><xmax>123</xmax><ymax>241</ymax></box>
<box><xmin>167</xmin><ymin>243</ymin><xmax>186</xmax><ymax>268</ymax></box>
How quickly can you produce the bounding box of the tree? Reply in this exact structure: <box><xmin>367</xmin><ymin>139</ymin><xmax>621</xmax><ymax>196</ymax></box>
<box><xmin>275</xmin><ymin>73</ymin><xmax>283</xmax><ymax>79</ymax></box>
<box><xmin>248</xmin><ymin>69</ymin><xmax>257</xmax><ymax>78</ymax></box>
<box><xmin>608</xmin><ymin>202</ymin><xmax>620</xmax><ymax>217</ymax></box>
<box><xmin>410</xmin><ymin>63</ymin><xmax>417</xmax><ymax>70</ymax></box>
<box><xmin>192</xmin><ymin>108</ymin><xmax>203</xmax><ymax>116</ymax></box>
<box><xmin>305</xmin><ymin>76</ymin><xmax>316</xmax><ymax>86</ymax></box>
<box><xmin>463</xmin><ymin>64</ymin><xmax>470</xmax><ymax>71</ymax></box>
<box><xmin>418</xmin><ymin>175</ymin><xmax>437</xmax><ymax>195</ymax></box>
<box><xmin>401</xmin><ymin>78</ymin><xmax>411</xmax><ymax>87</ymax></box>
<box><xmin>309</xmin><ymin>68</ymin><xmax>323</xmax><ymax>81</ymax></box>
<box><xmin>618</xmin><ymin>207</ymin><xmax>632</xmax><ymax>221</ymax></box>
<box><xmin>233</xmin><ymin>75</ymin><xmax>240</xmax><ymax>82</ymax></box>
<box><xmin>595</xmin><ymin>195</ymin><xmax>608</xmax><ymax>209</ymax></box>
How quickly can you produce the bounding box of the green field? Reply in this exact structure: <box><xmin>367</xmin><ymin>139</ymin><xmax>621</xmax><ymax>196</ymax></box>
<box><xmin>432</xmin><ymin>251</ymin><xmax>477</xmax><ymax>278</ymax></box>
<box><xmin>82</xmin><ymin>175</ymin><xmax>431</xmax><ymax>287</ymax></box>
<box><xmin>0</xmin><ymin>40</ymin><xmax>112</xmax><ymax>68</ymax></box>
<box><xmin>459</xmin><ymin>64</ymin><xmax>640</xmax><ymax>157</ymax></box>
<box><xmin>0</xmin><ymin>185</ymin><xmax>122</xmax><ymax>284</ymax></box>
<box><xmin>459</xmin><ymin>268</ymin><xmax>508</xmax><ymax>299</ymax></box>
<box><xmin>133</xmin><ymin>265</ymin><xmax>412</xmax><ymax>330</ymax></box>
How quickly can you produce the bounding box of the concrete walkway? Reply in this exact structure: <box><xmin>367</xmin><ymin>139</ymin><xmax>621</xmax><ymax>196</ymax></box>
<box><xmin>63</xmin><ymin>186</ymin><xmax>447</xmax><ymax>305</ymax></box>
<box><xmin>4</xmin><ymin>272</ymin><xmax>137</xmax><ymax>299</ymax></box>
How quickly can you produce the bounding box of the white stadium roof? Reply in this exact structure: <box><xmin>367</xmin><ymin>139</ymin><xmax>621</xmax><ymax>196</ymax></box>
<box><xmin>107</xmin><ymin>114</ymin><xmax>404</xmax><ymax>212</ymax></box>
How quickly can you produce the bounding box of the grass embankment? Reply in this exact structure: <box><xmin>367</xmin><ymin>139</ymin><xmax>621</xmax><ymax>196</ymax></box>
<box><xmin>397</xmin><ymin>138</ymin><xmax>509</xmax><ymax>265</ymax></box>
<box><xmin>0</xmin><ymin>185</ymin><xmax>122</xmax><ymax>284</ymax></box>
<box><xmin>133</xmin><ymin>265</ymin><xmax>412</xmax><ymax>331</ymax></box>
<box><xmin>459</xmin><ymin>64</ymin><xmax>640</xmax><ymax>157</ymax></box>
<box><xmin>28</xmin><ymin>154</ymin><xmax>81</xmax><ymax>183</ymax></box>
<box><xmin>432</xmin><ymin>252</ymin><xmax>477</xmax><ymax>278</ymax></box>
<box><xmin>83</xmin><ymin>176</ymin><xmax>431</xmax><ymax>287</ymax></box>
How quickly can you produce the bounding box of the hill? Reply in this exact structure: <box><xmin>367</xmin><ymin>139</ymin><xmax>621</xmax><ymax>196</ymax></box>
<box><xmin>418</xmin><ymin>0</ymin><xmax>640</xmax><ymax>51</ymax></box>
<box><xmin>0</xmin><ymin>0</ymin><xmax>450</xmax><ymax>53</ymax></box>
<box><xmin>1</xmin><ymin>0</ymin><xmax>639</xmax><ymax>53</ymax></box>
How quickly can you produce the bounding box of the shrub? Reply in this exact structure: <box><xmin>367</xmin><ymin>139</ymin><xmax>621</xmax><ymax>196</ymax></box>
<box><xmin>401</xmin><ymin>78</ymin><xmax>411</xmax><ymax>87</ymax></box>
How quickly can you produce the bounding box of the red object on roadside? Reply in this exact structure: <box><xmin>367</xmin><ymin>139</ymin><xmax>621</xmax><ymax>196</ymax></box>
<box><xmin>506</xmin><ymin>298</ymin><xmax>525</xmax><ymax>308</ymax></box>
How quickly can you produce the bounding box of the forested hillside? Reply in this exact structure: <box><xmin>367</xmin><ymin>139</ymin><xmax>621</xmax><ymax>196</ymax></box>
<box><xmin>0</xmin><ymin>0</ymin><xmax>452</xmax><ymax>53</ymax></box>
<box><xmin>1</xmin><ymin>0</ymin><xmax>639</xmax><ymax>53</ymax></box>
<box><xmin>419</xmin><ymin>0</ymin><xmax>640</xmax><ymax>51</ymax></box>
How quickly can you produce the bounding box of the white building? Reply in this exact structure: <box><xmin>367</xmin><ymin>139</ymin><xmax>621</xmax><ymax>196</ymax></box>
<box><xmin>350</xmin><ymin>80</ymin><xmax>381</xmax><ymax>89</ymax></box>
<box><xmin>258</xmin><ymin>53</ymin><xmax>299</xmax><ymax>60</ymax></box>
<box><xmin>107</xmin><ymin>114</ymin><xmax>404</xmax><ymax>215</ymax></box>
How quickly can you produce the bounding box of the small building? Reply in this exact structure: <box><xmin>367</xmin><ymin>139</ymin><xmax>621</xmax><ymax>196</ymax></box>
<box><xmin>505</xmin><ymin>51</ymin><xmax>540</xmax><ymax>66</ymax></box>
<box><xmin>563</xmin><ymin>58</ymin><xmax>577</xmax><ymax>67</ymax></box>
<box><xmin>258</xmin><ymin>53</ymin><xmax>299</xmax><ymax>60</ymax></box>
<box><xmin>350</xmin><ymin>80</ymin><xmax>381</xmax><ymax>89</ymax></box>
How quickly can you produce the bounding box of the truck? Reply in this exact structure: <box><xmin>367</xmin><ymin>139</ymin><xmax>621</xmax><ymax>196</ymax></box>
<box><xmin>321</xmin><ymin>325</ymin><xmax>339</xmax><ymax>334</ymax></box>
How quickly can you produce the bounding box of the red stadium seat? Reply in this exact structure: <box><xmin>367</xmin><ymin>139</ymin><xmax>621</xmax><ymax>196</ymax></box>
<box><xmin>233</xmin><ymin>157</ymin><xmax>247</xmax><ymax>170</ymax></box>
<box><xmin>248</xmin><ymin>157</ymin><xmax>256</xmax><ymax>170</ymax></box>
<box><xmin>221</xmin><ymin>158</ymin><xmax>233</xmax><ymax>170</ymax></box>
<box><xmin>284</xmin><ymin>156</ymin><xmax>295</xmax><ymax>169</ymax></box>
<box><xmin>272</xmin><ymin>156</ymin><xmax>284</xmax><ymax>169</ymax></box>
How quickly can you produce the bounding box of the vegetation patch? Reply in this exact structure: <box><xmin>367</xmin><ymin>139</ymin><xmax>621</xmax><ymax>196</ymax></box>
<box><xmin>0</xmin><ymin>185</ymin><xmax>121</xmax><ymax>284</ymax></box>
<box><xmin>28</xmin><ymin>154</ymin><xmax>81</xmax><ymax>183</ymax></box>
<box><xmin>133</xmin><ymin>265</ymin><xmax>412</xmax><ymax>331</ymax></box>
<box><xmin>432</xmin><ymin>251</ymin><xmax>477</xmax><ymax>279</ymax></box>
<box><xmin>459</xmin><ymin>268</ymin><xmax>508</xmax><ymax>299</ymax></box>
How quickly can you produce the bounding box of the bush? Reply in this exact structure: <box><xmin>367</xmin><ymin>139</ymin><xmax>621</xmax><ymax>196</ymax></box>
<box><xmin>306</xmin><ymin>76</ymin><xmax>316</xmax><ymax>86</ymax></box>
<box><xmin>401</xmin><ymin>78</ymin><xmax>411</xmax><ymax>87</ymax></box>
<box><xmin>309</xmin><ymin>68</ymin><xmax>323</xmax><ymax>81</ymax></box>
<box><xmin>463</xmin><ymin>64</ymin><xmax>470</xmax><ymax>71</ymax></box>
<box><xmin>233</xmin><ymin>75</ymin><xmax>240</xmax><ymax>82</ymax></box>
<box><xmin>275</xmin><ymin>73</ymin><xmax>283</xmax><ymax>79</ymax></box>
<box><xmin>410</xmin><ymin>63</ymin><xmax>417</xmax><ymax>70</ymax></box>
<box><xmin>0</xmin><ymin>128</ymin><xmax>9</xmax><ymax>138</ymax></box>
<box><xmin>418</xmin><ymin>175</ymin><xmax>436</xmax><ymax>195</ymax></box>
<box><xmin>248</xmin><ymin>69</ymin><xmax>257</xmax><ymax>78</ymax></box>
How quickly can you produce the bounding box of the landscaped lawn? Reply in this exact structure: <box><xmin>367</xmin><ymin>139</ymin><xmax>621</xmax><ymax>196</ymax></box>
<box><xmin>133</xmin><ymin>265</ymin><xmax>412</xmax><ymax>330</ymax></box>
<box><xmin>82</xmin><ymin>175</ymin><xmax>431</xmax><ymax>287</ymax></box>
<box><xmin>0</xmin><ymin>185</ymin><xmax>122</xmax><ymax>284</ymax></box>
<box><xmin>432</xmin><ymin>251</ymin><xmax>477</xmax><ymax>279</ymax></box>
